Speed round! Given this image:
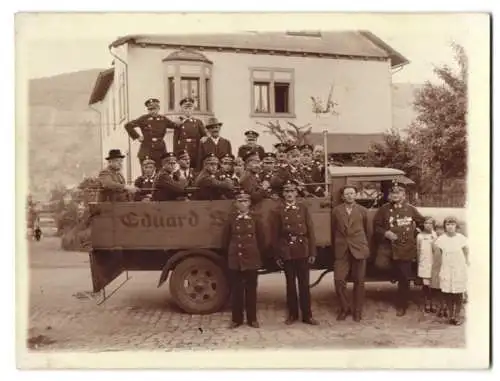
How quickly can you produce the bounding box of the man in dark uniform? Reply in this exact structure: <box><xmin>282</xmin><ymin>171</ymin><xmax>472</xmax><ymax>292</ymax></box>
<box><xmin>218</xmin><ymin>154</ymin><xmax>240</xmax><ymax>186</ymax></box>
<box><xmin>274</xmin><ymin>145</ymin><xmax>311</xmax><ymax>197</ymax></box>
<box><xmin>198</xmin><ymin>117</ymin><xmax>232</xmax><ymax>168</ymax></box>
<box><xmin>152</xmin><ymin>152</ymin><xmax>187</xmax><ymax>201</ymax></box>
<box><xmin>175</xmin><ymin>97</ymin><xmax>208</xmax><ymax>170</ymax></box>
<box><xmin>239</xmin><ymin>151</ymin><xmax>271</xmax><ymax>204</ymax></box>
<box><xmin>373</xmin><ymin>181</ymin><xmax>426</xmax><ymax>316</ymax></box>
<box><xmin>238</xmin><ymin>130</ymin><xmax>265</xmax><ymax>160</ymax></box>
<box><xmin>193</xmin><ymin>153</ymin><xmax>235</xmax><ymax>200</ymax></box>
<box><xmin>261</xmin><ymin>152</ymin><xmax>279</xmax><ymax>199</ymax></box>
<box><xmin>271</xmin><ymin>179</ymin><xmax>319</xmax><ymax>325</ymax></box>
<box><xmin>98</xmin><ymin>149</ymin><xmax>138</xmax><ymax>202</ymax></box>
<box><xmin>221</xmin><ymin>189</ymin><xmax>266</xmax><ymax>329</ymax></box>
<box><xmin>274</xmin><ymin>142</ymin><xmax>289</xmax><ymax>169</ymax></box>
<box><xmin>124</xmin><ymin>98</ymin><xmax>177</xmax><ymax>171</ymax></box>
<box><xmin>133</xmin><ymin>157</ymin><xmax>157</xmax><ymax>201</ymax></box>
<box><xmin>173</xmin><ymin>150</ymin><xmax>196</xmax><ymax>186</ymax></box>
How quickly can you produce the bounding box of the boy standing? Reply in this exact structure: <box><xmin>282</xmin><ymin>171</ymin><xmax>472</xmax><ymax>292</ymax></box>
<box><xmin>222</xmin><ymin>189</ymin><xmax>266</xmax><ymax>328</ymax></box>
<box><xmin>271</xmin><ymin>179</ymin><xmax>319</xmax><ymax>325</ymax></box>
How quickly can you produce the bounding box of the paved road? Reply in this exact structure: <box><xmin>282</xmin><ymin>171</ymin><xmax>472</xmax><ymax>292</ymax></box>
<box><xmin>27</xmin><ymin>238</ymin><xmax>465</xmax><ymax>351</ymax></box>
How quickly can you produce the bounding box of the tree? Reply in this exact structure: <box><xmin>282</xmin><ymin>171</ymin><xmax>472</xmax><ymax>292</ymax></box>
<box><xmin>409</xmin><ymin>42</ymin><xmax>468</xmax><ymax>191</ymax></box>
<box><xmin>257</xmin><ymin>120</ymin><xmax>312</xmax><ymax>145</ymax></box>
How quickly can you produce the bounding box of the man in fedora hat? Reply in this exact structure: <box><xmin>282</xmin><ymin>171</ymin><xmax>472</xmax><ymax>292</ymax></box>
<box><xmin>193</xmin><ymin>153</ymin><xmax>235</xmax><ymax>200</ymax></box>
<box><xmin>238</xmin><ymin>130</ymin><xmax>265</xmax><ymax>161</ymax></box>
<box><xmin>198</xmin><ymin>116</ymin><xmax>232</xmax><ymax>169</ymax></box>
<box><xmin>98</xmin><ymin>149</ymin><xmax>138</xmax><ymax>202</ymax></box>
<box><xmin>124</xmin><ymin>98</ymin><xmax>177</xmax><ymax>171</ymax></box>
<box><xmin>174</xmin><ymin>97</ymin><xmax>209</xmax><ymax>170</ymax></box>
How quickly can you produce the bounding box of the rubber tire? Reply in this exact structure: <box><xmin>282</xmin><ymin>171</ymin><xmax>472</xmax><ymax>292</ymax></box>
<box><xmin>169</xmin><ymin>256</ymin><xmax>229</xmax><ymax>315</ymax></box>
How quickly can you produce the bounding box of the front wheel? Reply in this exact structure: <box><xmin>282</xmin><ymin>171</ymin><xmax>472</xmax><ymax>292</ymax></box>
<box><xmin>169</xmin><ymin>256</ymin><xmax>229</xmax><ymax>314</ymax></box>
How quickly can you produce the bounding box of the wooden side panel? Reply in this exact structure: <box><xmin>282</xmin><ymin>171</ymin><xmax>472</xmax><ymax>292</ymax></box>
<box><xmin>303</xmin><ymin>198</ymin><xmax>332</xmax><ymax>247</ymax></box>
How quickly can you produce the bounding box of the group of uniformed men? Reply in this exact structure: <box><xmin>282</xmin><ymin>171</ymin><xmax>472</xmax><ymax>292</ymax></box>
<box><xmin>99</xmin><ymin>97</ymin><xmax>329</xmax><ymax>204</ymax></box>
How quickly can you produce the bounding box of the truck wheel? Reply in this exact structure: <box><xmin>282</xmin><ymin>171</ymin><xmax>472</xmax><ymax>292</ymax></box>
<box><xmin>169</xmin><ymin>256</ymin><xmax>229</xmax><ymax>315</ymax></box>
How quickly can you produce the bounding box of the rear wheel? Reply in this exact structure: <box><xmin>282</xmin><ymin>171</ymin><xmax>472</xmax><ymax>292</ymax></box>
<box><xmin>169</xmin><ymin>256</ymin><xmax>229</xmax><ymax>314</ymax></box>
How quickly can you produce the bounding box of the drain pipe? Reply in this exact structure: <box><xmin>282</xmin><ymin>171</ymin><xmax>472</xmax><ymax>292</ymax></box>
<box><xmin>89</xmin><ymin>105</ymin><xmax>103</xmax><ymax>170</ymax></box>
<box><xmin>108</xmin><ymin>44</ymin><xmax>132</xmax><ymax>183</ymax></box>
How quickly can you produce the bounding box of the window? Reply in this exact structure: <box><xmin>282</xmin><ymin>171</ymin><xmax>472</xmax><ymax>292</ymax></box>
<box><xmin>168</xmin><ymin>77</ymin><xmax>175</xmax><ymax>111</ymax></box>
<box><xmin>112</xmin><ymin>90</ymin><xmax>116</xmax><ymax>130</ymax></box>
<box><xmin>250</xmin><ymin>68</ymin><xmax>294</xmax><ymax>116</ymax></box>
<box><xmin>205</xmin><ymin>78</ymin><xmax>211</xmax><ymax>111</ymax></box>
<box><xmin>181</xmin><ymin>77</ymin><xmax>200</xmax><ymax>110</ymax></box>
<box><xmin>105</xmin><ymin>107</ymin><xmax>110</xmax><ymax>137</ymax></box>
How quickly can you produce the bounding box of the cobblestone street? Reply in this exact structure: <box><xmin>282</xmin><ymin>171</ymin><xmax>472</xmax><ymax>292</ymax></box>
<box><xmin>27</xmin><ymin>238</ymin><xmax>465</xmax><ymax>352</ymax></box>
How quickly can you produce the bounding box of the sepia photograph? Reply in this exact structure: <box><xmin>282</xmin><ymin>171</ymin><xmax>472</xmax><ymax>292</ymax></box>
<box><xmin>15</xmin><ymin>12</ymin><xmax>490</xmax><ymax>369</ymax></box>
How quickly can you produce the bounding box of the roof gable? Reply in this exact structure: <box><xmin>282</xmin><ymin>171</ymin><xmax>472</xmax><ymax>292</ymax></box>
<box><xmin>110</xmin><ymin>31</ymin><xmax>409</xmax><ymax>67</ymax></box>
<box><xmin>88</xmin><ymin>68</ymin><xmax>114</xmax><ymax>105</ymax></box>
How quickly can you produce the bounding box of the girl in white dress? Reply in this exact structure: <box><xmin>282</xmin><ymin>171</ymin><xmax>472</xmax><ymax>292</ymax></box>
<box><xmin>417</xmin><ymin>217</ymin><xmax>438</xmax><ymax>312</ymax></box>
<box><xmin>433</xmin><ymin>216</ymin><xmax>469</xmax><ymax>325</ymax></box>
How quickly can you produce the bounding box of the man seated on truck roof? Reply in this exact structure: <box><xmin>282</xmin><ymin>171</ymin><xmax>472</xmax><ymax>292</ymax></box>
<box><xmin>152</xmin><ymin>152</ymin><xmax>188</xmax><ymax>201</ymax></box>
<box><xmin>193</xmin><ymin>153</ymin><xmax>235</xmax><ymax>200</ymax></box>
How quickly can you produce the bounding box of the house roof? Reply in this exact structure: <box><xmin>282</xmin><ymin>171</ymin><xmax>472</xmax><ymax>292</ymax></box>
<box><xmin>110</xmin><ymin>31</ymin><xmax>409</xmax><ymax>68</ymax></box>
<box><xmin>88</xmin><ymin>68</ymin><xmax>114</xmax><ymax>105</ymax></box>
<box><xmin>308</xmin><ymin>132</ymin><xmax>385</xmax><ymax>154</ymax></box>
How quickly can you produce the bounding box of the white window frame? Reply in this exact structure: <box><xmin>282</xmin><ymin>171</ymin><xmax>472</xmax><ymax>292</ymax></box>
<box><xmin>250</xmin><ymin>67</ymin><xmax>295</xmax><ymax>118</ymax></box>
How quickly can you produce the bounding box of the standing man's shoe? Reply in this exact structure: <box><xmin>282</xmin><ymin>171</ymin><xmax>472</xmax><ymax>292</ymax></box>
<box><xmin>229</xmin><ymin>321</ymin><xmax>242</xmax><ymax>329</ymax></box>
<box><xmin>396</xmin><ymin>308</ymin><xmax>407</xmax><ymax>317</ymax></box>
<box><xmin>352</xmin><ymin>311</ymin><xmax>362</xmax><ymax>322</ymax></box>
<box><xmin>285</xmin><ymin>316</ymin><xmax>298</xmax><ymax>325</ymax></box>
<box><xmin>248</xmin><ymin>321</ymin><xmax>260</xmax><ymax>328</ymax></box>
<box><xmin>303</xmin><ymin>318</ymin><xmax>319</xmax><ymax>325</ymax></box>
<box><xmin>336</xmin><ymin>309</ymin><xmax>351</xmax><ymax>321</ymax></box>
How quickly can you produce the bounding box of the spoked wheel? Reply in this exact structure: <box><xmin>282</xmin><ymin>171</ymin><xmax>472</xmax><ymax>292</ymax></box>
<box><xmin>169</xmin><ymin>256</ymin><xmax>229</xmax><ymax>314</ymax></box>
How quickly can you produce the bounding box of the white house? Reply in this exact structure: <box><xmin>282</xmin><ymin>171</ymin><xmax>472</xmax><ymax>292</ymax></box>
<box><xmin>88</xmin><ymin>31</ymin><xmax>409</xmax><ymax>182</ymax></box>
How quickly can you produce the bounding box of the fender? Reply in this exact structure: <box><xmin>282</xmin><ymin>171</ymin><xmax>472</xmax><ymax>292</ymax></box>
<box><xmin>157</xmin><ymin>249</ymin><xmax>225</xmax><ymax>288</ymax></box>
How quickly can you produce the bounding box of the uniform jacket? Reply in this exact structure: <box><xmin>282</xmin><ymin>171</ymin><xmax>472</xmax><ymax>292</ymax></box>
<box><xmin>173</xmin><ymin>167</ymin><xmax>197</xmax><ymax>187</ymax></box>
<box><xmin>237</xmin><ymin>144</ymin><xmax>265</xmax><ymax>160</ymax></box>
<box><xmin>221</xmin><ymin>211</ymin><xmax>266</xmax><ymax>271</ymax></box>
<box><xmin>261</xmin><ymin>170</ymin><xmax>279</xmax><ymax>197</ymax></box>
<box><xmin>274</xmin><ymin>164</ymin><xmax>310</xmax><ymax>197</ymax></box>
<box><xmin>373</xmin><ymin>201</ymin><xmax>425</xmax><ymax>261</ymax></box>
<box><xmin>124</xmin><ymin>114</ymin><xmax>176</xmax><ymax>159</ymax></box>
<box><xmin>173</xmin><ymin>117</ymin><xmax>206</xmax><ymax>165</ymax></box>
<box><xmin>193</xmin><ymin>170</ymin><xmax>234</xmax><ymax>200</ymax></box>
<box><xmin>152</xmin><ymin>170</ymin><xmax>187</xmax><ymax>201</ymax></box>
<box><xmin>270</xmin><ymin>201</ymin><xmax>317</xmax><ymax>261</ymax></box>
<box><xmin>331</xmin><ymin>203</ymin><xmax>370</xmax><ymax>260</ymax></box>
<box><xmin>198</xmin><ymin>137</ymin><xmax>232</xmax><ymax>168</ymax></box>
<box><xmin>133</xmin><ymin>173</ymin><xmax>157</xmax><ymax>201</ymax></box>
<box><xmin>97</xmin><ymin>168</ymin><xmax>130</xmax><ymax>202</ymax></box>
<box><xmin>239</xmin><ymin>171</ymin><xmax>269</xmax><ymax>204</ymax></box>
<box><xmin>217</xmin><ymin>171</ymin><xmax>239</xmax><ymax>199</ymax></box>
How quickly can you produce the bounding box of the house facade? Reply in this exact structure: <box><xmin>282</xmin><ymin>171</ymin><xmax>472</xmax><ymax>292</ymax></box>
<box><xmin>89</xmin><ymin>31</ymin><xmax>408</xmax><ymax>181</ymax></box>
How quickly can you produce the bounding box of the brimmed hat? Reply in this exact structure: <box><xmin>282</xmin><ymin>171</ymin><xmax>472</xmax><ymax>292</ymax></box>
<box><xmin>161</xmin><ymin>152</ymin><xmax>177</xmax><ymax>162</ymax></box>
<box><xmin>390</xmin><ymin>180</ymin><xmax>406</xmax><ymax>192</ymax></box>
<box><xmin>285</xmin><ymin>144</ymin><xmax>300</xmax><ymax>154</ymax></box>
<box><xmin>274</xmin><ymin>142</ymin><xmax>288</xmax><ymax>152</ymax></box>
<box><xmin>180</xmin><ymin>97</ymin><xmax>195</xmax><ymax>106</ymax></box>
<box><xmin>203</xmin><ymin>152</ymin><xmax>219</xmax><ymax>165</ymax></box>
<box><xmin>206</xmin><ymin>117</ymin><xmax>223</xmax><ymax>129</ymax></box>
<box><xmin>242</xmin><ymin>150</ymin><xmax>260</xmax><ymax>163</ymax></box>
<box><xmin>106</xmin><ymin>149</ymin><xmax>125</xmax><ymax>160</ymax></box>
<box><xmin>300</xmin><ymin>144</ymin><xmax>314</xmax><ymax>152</ymax></box>
<box><xmin>145</xmin><ymin>98</ymin><xmax>160</xmax><ymax>108</ymax></box>
<box><xmin>244</xmin><ymin>130</ymin><xmax>259</xmax><ymax>139</ymax></box>
<box><xmin>282</xmin><ymin>179</ymin><xmax>298</xmax><ymax>192</ymax></box>
<box><xmin>142</xmin><ymin>156</ymin><xmax>155</xmax><ymax>166</ymax></box>
<box><xmin>263</xmin><ymin>152</ymin><xmax>277</xmax><ymax>161</ymax></box>
<box><xmin>176</xmin><ymin>150</ymin><xmax>190</xmax><ymax>160</ymax></box>
<box><xmin>220</xmin><ymin>153</ymin><xmax>235</xmax><ymax>163</ymax></box>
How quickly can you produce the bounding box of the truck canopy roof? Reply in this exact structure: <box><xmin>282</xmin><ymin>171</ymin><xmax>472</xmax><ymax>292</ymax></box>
<box><xmin>327</xmin><ymin>166</ymin><xmax>415</xmax><ymax>184</ymax></box>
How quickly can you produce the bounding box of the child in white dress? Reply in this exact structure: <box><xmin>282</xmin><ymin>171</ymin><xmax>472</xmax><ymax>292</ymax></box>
<box><xmin>433</xmin><ymin>216</ymin><xmax>469</xmax><ymax>325</ymax></box>
<box><xmin>417</xmin><ymin>217</ymin><xmax>438</xmax><ymax>312</ymax></box>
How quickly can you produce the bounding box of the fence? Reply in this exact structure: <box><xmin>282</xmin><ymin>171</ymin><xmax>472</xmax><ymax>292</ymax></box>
<box><xmin>413</xmin><ymin>193</ymin><xmax>466</xmax><ymax>208</ymax></box>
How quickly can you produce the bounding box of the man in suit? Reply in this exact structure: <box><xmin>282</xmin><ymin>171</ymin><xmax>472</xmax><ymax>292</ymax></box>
<box><xmin>331</xmin><ymin>185</ymin><xmax>370</xmax><ymax>322</ymax></box>
<box><xmin>198</xmin><ymin>117</ymin><xmax>232</xmax><ymax>168</ymax></box>
<box><xmin>193</xmin><ymin>153</ymin><xmax>235</xmax><ymax>200</ymax></box>
<box><xmin>271</xmin><ymin>179</ymin><xmax>319</xmax><ymax>326</ymax></box>
<box><xmin>221</xmin><ymin>189</ymin><xmax>266</xmax><ymax>329</ymax></box>
<box><xmin>239</xmin><ymin>151</ymin><xmax>271</xmax><ymax>204</ymax></box>
<box><xmin>124</xmin><ymin>98</ymin><xmax>177</xmax><ymax>171</ymax></box>
<box><xmin>152</xmin><ymin>152</ymin><xmax>187</xmax><ymax>201</ymax></box>
<box><xmin>98</xmin><ymin>149</ymin><xmax>138</xmax><ymax>202</ymax></box>
<box><xmin>373</xmin><ymin>181</ymin><xmax>426</xmax><ymax>316</ymax></box>
<box><xmin>174</xmin><ymin>97</ymin><xmax>208</xmax><ymax>170</ymax></box>
<box><xmin>133</xmin><ymin>157</ymin><xmax>158</xmax><ymax>201</ymax></box>
<box><xmin>238</xmin><ymin>130</ymin><xmax>265</xmax><ymax>160</ymax></box>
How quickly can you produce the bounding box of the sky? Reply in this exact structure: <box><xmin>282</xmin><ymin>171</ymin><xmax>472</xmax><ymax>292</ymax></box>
<box><xmin>18</xmin><ymin>13</ymin><xmax>485</xmax><ymax>83</ymax></box>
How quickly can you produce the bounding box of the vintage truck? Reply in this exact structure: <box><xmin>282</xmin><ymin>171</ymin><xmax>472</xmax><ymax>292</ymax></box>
<box><xmin>88</xmin><ymin>165</ymin><xmax>466</xmax><ymax>314</ymax></box>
